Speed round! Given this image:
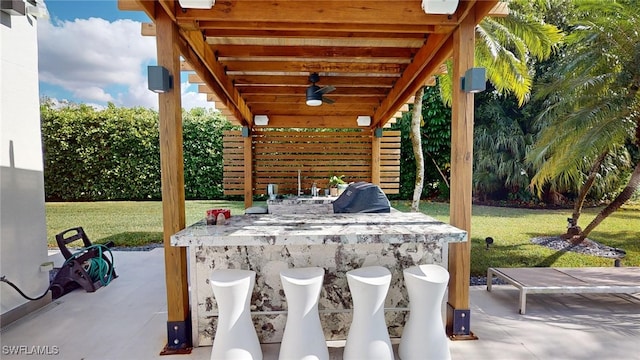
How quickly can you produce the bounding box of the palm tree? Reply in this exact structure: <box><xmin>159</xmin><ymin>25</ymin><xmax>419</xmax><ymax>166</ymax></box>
<box><xmin>433</xmin><ymin>0</ymin><xmax>562</xmax><ymax>202</ymax></box>
<box><xmin>439</xmin><ymin>0</ymin><xmax>563</xmax><ymax>107</ymax></box>
<box><xmin>528</xmin><ymin>0</ymin><xmax>640</xmax><ymax>242</ymax></box>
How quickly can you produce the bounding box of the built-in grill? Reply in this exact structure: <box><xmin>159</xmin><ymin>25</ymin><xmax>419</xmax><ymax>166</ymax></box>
<box><xmin>332</xmin><ymin>182</ymin><xmax>391</xmax><ymax>213</ymax></box>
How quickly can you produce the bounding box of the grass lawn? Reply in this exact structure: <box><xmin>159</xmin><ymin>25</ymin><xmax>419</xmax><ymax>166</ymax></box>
<box><xmin>46</xmin><ymin>200</ymin><xmax>639</xmax><ymax>276</ymax></box>
<box><xmin>45</xmin><ymin>200</ymin><xmax>256</xmax><ymax>247</ymax></box>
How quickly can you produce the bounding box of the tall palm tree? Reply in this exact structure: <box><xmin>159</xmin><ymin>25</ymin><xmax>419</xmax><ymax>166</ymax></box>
<box><xmin>434</xmin><ymin>0</ymin><xmax>562</xmax><ymax>202</ymax></box>
<box><xmin>528</xmin><ymin>0</ymin><xmax>640</xmax><ymax>242</ymax></box>
<box><xmin>439</xmin><ymin>0</ymin><xmax>563</xmax><ymax>107</ymax></box>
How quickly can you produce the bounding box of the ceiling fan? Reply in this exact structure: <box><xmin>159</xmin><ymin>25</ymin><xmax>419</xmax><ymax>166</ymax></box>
<box><xmin>306</xmin><ymin>73</ymin><xmax>336</xmax><ymax>106</ymax></box>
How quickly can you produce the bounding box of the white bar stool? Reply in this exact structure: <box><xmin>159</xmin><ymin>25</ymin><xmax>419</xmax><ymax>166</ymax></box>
<box><xmin>343</xmin><ymin>266</ymin><xmax>393</xmax><ymax>360</ymax></box>
<box><xmin>278</xmin><ymin>267</ymin><xmax>328</xmax><ymax>360</ymax></box>
<box><xmin>398</xmin><ymin>264</ymin><xmax>451</xmax><ymax>360</ymax></box>
<box><xmin>210</xmin><ymin>269</ymin><xmax>262</xmax><ymax>360</ymax></box>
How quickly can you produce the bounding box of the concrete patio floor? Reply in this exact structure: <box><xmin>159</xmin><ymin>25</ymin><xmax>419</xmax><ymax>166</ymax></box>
<box><xmin>1</xmin><ymin>248</ymin><xmax>638</xmax><ymax>360</ymax></box>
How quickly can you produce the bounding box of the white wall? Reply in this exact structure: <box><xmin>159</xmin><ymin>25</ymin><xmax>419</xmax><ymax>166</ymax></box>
<box><xmin>0</xmin><ymin>10</ymin><xmax>49</xmax><ymax>318</ymax></box>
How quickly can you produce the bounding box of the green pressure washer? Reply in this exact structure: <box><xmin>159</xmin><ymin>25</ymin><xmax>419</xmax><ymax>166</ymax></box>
<box><xmin>48</xmin><ymin>227</ymin><xmax>117</xmax><ymax>299</ymax></box>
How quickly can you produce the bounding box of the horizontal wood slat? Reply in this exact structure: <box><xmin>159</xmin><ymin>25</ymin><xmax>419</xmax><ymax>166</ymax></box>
<box><xmin>223</xmin><ymin>130</ymin><xmax>400</xmax><ymax>196</ymax></box>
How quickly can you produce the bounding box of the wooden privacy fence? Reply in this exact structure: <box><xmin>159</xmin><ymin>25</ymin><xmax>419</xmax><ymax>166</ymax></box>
<box><xmin>223</xmin><ymin>130</ymin><xmax>400</xmax><ymax>196</ymax></box>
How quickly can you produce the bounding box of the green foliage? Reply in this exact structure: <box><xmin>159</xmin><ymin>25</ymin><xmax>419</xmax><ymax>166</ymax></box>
<box><xmin>41</xmin><ymin>101</ymin><xmax>236</xmax><ymax>201</ymax></box>
<box><xmin>328</xmin><ymin>175</ymin><xmax>346</xmax><ymax>187</ymax></box>
<box><xmin>41</xmin><ymin>101</ymin><xmax>161</xmax><ymax>201</ymax></box>
<box><xmin>439</xmin><ymin>0</ymin><xmax>563</xmax><ymax>106</ymax></box>
<box><xmin>528</xmin><ymin>0</ymin><xmax>640</xmax><ymax>198</ymax></box>
<box><xmin>473</xmin><ymin>89</ymin><xmax>537</xmax><ymax>201</ymax></box>
<box><xmin>182</xmin><ymin>108</ymin><xmax>237</xmax><ymax>199</ymax></box>
<box><xmin>391</xmin><ymin>200</ymin><xmax>640</xmax><ymax>276</ymax></box>
<box><xmin>392</xmin><ymin>85</ymin><xmax>451</xmax><ymax>200</ymax></box>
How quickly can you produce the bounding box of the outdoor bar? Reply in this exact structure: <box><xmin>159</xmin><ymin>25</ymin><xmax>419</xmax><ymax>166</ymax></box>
<box><xmin>118</xmin><ymin>0</ymin><xmax>504</xmax><ymax>351</ymax></box>
<box><xmin>171</xmin><ymin>211</ymin><xmax>466</xmax><ymax>346</ymax></box>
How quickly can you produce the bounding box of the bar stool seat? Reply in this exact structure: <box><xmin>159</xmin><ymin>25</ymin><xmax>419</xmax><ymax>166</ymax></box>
<box><xmin>279</xmin><ymin>267</ymin><xmax>328</xmax><ymax>360</ymax></box>
<box><xmin>210</xmin><ymin>269</ymin><xmax>262</xmax><ymax>360</ymax></box>
<box><xmin>343</xmin><ymin>266</ymin><xmax>393</xmax><ymax>360</ymax></box>
<box><xmin>398</xmin><ymin>264</ymin><xmax>451</xmax><ymax>360</ymax></box>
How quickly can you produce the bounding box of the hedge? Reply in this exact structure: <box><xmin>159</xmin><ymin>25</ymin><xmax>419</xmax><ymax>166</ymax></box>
<box><xmin>41</xmin><ymin>101</ymin><xmax>236</xmax><ymax>201</ymax></box>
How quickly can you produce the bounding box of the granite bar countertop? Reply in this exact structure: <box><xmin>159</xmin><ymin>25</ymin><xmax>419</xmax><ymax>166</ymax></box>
<box><xmin>171</xmin><ymin>212</ymin><xmax>467</xmax><ymax>247</ymax></box>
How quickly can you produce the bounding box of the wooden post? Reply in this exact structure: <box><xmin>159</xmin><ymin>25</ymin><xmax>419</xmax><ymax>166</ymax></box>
<box><xmin>447</xmin><ymin>9</ymin><xmax>476</xmax><ymax>338</ymax></box>
<box><xmin>244</xmin><ymin>131</ymin><xmax>253</xmax><ymax>208</ymax></box>
<box><xmin>155</xmin><ymin>7</ymin><xmax>191</xmax><ymax>352</ymax></box>
<box><xmin>371</xmin><ymin>130</ymin><xmax>381</xmax><ymax>185</ymax></box>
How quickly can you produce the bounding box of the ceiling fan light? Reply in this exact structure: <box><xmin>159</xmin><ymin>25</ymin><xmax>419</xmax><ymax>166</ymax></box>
<box><xmin>306</xmin><ymin>85</ymin><xmax>323</xmax><ymax>106</ymax></box>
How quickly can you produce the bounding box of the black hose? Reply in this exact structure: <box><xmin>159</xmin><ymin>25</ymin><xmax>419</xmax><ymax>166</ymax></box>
<box><xmin>0</xmin><ymin>276</ymin><xmax>50</xmax><ymax>301</ymax></box>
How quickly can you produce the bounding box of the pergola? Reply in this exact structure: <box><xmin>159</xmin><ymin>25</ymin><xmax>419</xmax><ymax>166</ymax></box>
<box><xmin>119</xmin><ymin>0</ymin><xmax>503</xmax><ymax>351</ymax></box>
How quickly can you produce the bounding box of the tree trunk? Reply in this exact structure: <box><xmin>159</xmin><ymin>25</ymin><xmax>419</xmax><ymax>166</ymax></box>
<box><xmin>426</xmin><ymin>151</ymin><xmax>450</xmax><ymax>188</ymax></box>
<box><xmin>411</xmin><ymin>86</ymin><xmax>425</xmax><ymax>212</ymax></box>
<box><xmin>577</xmin><ymin>159</ymin><xmax>640</xmax><ymax>242</ymax></box>
<box><xmin>572</xmin><ymin>150</ymin><xmax>608</xmax><ymax>225</ymax></box>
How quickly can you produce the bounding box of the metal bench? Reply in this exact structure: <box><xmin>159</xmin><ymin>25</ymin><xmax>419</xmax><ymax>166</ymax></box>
<box><xmin>487</xmin><ymin>267</ymin><xmax>640</xmax><ymax>314</ymax></box>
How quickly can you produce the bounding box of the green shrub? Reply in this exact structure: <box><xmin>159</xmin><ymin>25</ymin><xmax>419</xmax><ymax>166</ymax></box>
<box><xmin>41</xmin><ymin>101</ymin><xmax>236</xmax><ymax>201</ymax></box>
<box><xmin>182</xmin><ymin>108</ymin><xmax>237</xmax><ymax>199</ymax></box>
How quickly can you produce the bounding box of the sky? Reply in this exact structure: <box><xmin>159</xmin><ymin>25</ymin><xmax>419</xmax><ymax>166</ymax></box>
<box><xmin>38</xmin><ymin>0</ymin><xmax>213</xmax><ymax>110</ymax></box>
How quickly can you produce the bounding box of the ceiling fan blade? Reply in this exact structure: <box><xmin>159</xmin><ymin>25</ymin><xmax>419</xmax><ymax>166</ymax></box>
<box><xmin>317</xmin><ymin>85</ymin><xmax>336</xmax><ymax>95</ymax></box>
<box><xmin>322</xmin><ymin>96</ymin><xmax>335</xmax><ymax>104</ymax></box>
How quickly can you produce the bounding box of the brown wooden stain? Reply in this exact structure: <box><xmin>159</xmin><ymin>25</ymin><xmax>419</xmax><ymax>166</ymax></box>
<box><xmin>223</xmin><ymin>130</ymin><xmax>400</xmax><ymax>196</ymax></box>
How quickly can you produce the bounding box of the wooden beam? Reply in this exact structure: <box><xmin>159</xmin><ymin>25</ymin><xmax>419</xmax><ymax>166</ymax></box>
<box><xmin>230</xmin><ymin>75</ymin><xmax>396</xmax><ymax>87</ymax></box>
<box><xmin>488</xmin><ymin>2</ymin><xmax>510</xmax><ymax>17</ymax></box>
<box><xmin>219</xmin><ymin>60</ymin><xmax>405</xmax><ymax>75</ymax></box>
<box><xmin>211</xmin><ymin>44</ymin><xmax>418</xmax><ymax>59</ymax></box>
<box><xmin>203</xmin><ymin>28</ymin><xmax>431</xmax><ymax>39</ymax></box>
<box><xmin>372</xmin><ymin>133</ymin><xmax>381</xmax><ymax>185</ymax></box>
<box><xmin>179</xmin><ymin>29</ymin><xmax>254</xmax><ymax>125</ymax></box>
<box><xmin>154</xmin><ymin>4</ymin><xmax>190</xmax><ymax>350</ymax></box>
<box><xmin>244</xmin><ymin>135</ymin><xmax>253</xmax><ymax>208</ymax></box>
<box><xmin>243</xmin><ymin>95</ymin><xmax>382</xmax><ymax>105</ymax></box>
<box><xmin>180</xmin><ymin>61</ymin><xmax>193</xmax><ymax>71</ymax></box>
<box><xmin>447</xmin><ymin>3</ymin><xmax>477</xmax><ymax>338</ymax></box>
<box><xmin>117</xmin><ymin>0</ymin><xmax>154</xmax><ymax>15</ymax></box>
<box><xmin>175</xmin><ymin>1</ymin><xmax>460</xmax><ymax>26</ymax></box>
<box><xmin>236</xmin><ymin>86</ymin><xmax>389</xmax><ymax>96</ymax></box>
<box><xmin>249</xmin><ymin>103</ymin><xmax>375</xmax><ymax>115</ymax></box>
<box><xmin>198</xmin><ymin>20</ymin><xmax>450</xmax><ymax>34</ymax></box>
<box><xmin>371</xmin><ymin>33</ymin><xmax>451</xmax><ymax>128</ymax></box>
<box><xmin>141</xmin><ymin>22</ymin><xmax>155</xmax><ymax>36</ymax></box>
<box><xmin>264</xmin><ymin>115</ymin><xmax>362</xmax><ymax>129</ymax></box>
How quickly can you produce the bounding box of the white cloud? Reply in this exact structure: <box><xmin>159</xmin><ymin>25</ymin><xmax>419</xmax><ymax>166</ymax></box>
<box><xmin>181</xmin><ymin>82</ymin><xmax>215</xmax><ymax>110</ymax></box>
<box><xmin>38</xmin><ymin>17</ymin><xmax>211</xmax><ymax>110</ymax></box>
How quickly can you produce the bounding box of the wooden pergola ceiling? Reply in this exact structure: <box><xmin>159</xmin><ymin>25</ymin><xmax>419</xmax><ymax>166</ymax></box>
<box><xmin>124</xmin><ymin>1</ymin><xmax>506</xmax><ymax>129</ymax></box>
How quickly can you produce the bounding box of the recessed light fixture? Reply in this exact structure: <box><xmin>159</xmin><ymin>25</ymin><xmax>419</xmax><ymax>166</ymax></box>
<box><xmin>422</xmin><ymin>0</ymin><xmax>459</xmax><ymax>15</ymax></box>
<box><xmin>254</xmin><ymin>115</ymin><xmax>269</xmax><ymax>126</ymax></box>
<box><xmin>356</xmin><ymin>116</ymin><xmax>372</xmax><ymax>127</ymax></box>
<box><xmin>178</xmin><ymin>0</ymin><xmax>215</xmax><ymax>9</ymax></box>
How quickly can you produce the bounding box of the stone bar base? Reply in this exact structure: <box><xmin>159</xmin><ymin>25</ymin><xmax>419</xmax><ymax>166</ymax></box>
<box><xmin>190</xmin><ymin>243</ymin><xmax>446</xmax><ymax>346</ymax></box>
